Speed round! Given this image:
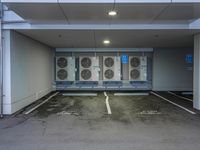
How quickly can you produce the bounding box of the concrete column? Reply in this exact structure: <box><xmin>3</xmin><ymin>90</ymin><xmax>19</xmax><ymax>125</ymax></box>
<box><xmin>0</xmin><ymin>2</ymin><xmax>3</xmax><ymax>117</ymax></box>
<box><xmin>194</xmin><ymin>34</ymin><xmax>200</xmax><ymax>110</ymax></box>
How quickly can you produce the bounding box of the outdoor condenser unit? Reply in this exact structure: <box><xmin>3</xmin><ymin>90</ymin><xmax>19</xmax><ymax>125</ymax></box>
<box><xmin>56</xmin><ymin>57</ymin><xmax>76</xmax><ymax>81</ymax></box>
<box><xmin>79</xmin><ymin>56</ymin><xmax>99</xmax><ymax>81</ymax></box>
<box><xmin>103</xmin><ymin>56</ymin><xmax>121</xmax><ymax>81</ymax></box>
<box><xmin>129</xmin><ymin>56</ymin><xmax>147</xmax><ymax>81</ymax></box>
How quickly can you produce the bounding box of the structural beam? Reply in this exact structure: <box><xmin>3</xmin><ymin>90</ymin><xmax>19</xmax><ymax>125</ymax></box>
<box><xmin>194</xmin><ymin>34</ymin><xmax>200</xmax><ymax>110</ymax></box>
<box><xmin>2</xmin><ymin>23</ymin><xmax>190</xmax><ymax>30</ymax></box>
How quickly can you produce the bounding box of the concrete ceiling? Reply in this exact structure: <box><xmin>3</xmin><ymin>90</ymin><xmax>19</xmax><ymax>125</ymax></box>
<box><xmin>17</xmin><ymin>29</ymin><xmax>195</xmax><ymax>48</ymax></box>
<box><xmin>5</xmin><ymin>3</ymin><xmax>200</xmax><ymax>24</ymax></box>
<box><xmin>5</xmin><ymin>2</ymin><xmax>200</xmax><ymax>48</ymax></box>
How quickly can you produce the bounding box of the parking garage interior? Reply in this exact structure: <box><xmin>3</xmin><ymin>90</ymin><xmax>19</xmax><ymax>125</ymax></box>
<box><xmin>0</xmin><ymin>0</ymin><xmax>200</xmax><ymax>150</ymax></box>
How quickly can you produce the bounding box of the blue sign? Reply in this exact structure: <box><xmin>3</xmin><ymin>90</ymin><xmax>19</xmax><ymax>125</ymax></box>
<box><xmin>121</xmin><ymin>55</ymin><xmax>128</xmax><ymax>64</ymax></box>
<box><xmin>185</xmin><ymin>54</ymin><xmax>193</xmax><ymax>64</ymax></box>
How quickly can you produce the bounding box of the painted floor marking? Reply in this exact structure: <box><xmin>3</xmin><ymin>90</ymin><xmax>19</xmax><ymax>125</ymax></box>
<box><xmin>104</xmin><ymin>92</ymin><xmax>112</xmax><ymax>115</ymax></box>
<box><xmin>167</xmin><ymin>91</ymin><xmax>193</xmax><ymax>102</ymax></box>
<box><xmin>151</xmin><ymin>91</ymin><xmax>196</xmax><ymax>115</ymax></box>
<box><xmin>24</xmin><ymin>92</ymin><xmax>59</xmax><ymax>115</ymax></box>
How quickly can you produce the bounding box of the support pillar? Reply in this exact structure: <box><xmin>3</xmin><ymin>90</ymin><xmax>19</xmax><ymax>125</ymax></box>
<box><xmin>194</xmin><ymin>34</ymin><xmax>200</xmax><ymax>110</ymax></box>
<box><xmin>0</xmin><ymin>2</ymin><xmax>3</xmax><ymax>117</ymax></box>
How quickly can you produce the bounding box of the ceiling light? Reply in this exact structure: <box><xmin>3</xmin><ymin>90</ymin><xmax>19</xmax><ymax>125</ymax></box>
<box><xmin>108</xmin><ymin>11</ymin><xmax>117</xmax><ymax>16</ymax></box>
<box><xmin>103</xmin><ymin>40</ymin><xmax>110</xmax><ymax>45</ymax></box>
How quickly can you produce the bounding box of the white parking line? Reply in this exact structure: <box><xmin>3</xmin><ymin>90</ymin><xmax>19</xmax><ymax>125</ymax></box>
<box><xmin>167</xmin><ymin>91</ymin><xmax>193</xmax><ymax>102</ymax></box>
<box><xmin>150</xmin><ymin>91</ymin><xmax>196</xmax><ymax>115</ymax></box>
<box><xmin>104</xmin><ymin>92</ymin><xmax>112</xmax><ymax>115</ymax></box>
<box><xmin>24</xmin><ymin>92</ymin><xmax>59</xmax><ymax>115</ymax></box>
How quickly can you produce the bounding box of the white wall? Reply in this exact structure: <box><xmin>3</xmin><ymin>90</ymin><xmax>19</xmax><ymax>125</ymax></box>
<box><xmin>3</xmin><ymin>30</ymin><xmax>53</xmax><ymax>114</ymax></box>
<box><xmin>153</xmin><ymin>48</ymin><xmax>193</xmax><ymax>91</ymax></box>
<box><xmin>3</xmin><ymin>30</ymin><xmax>12</xmax><ymax>114</ymax></box>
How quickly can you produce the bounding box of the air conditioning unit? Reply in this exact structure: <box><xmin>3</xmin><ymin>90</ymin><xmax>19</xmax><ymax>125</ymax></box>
<box><xmin>79</xmin><ymin>56</ymin><xmax>99</xmax><ymax>81</ymax></box>
<box><xmin>56</xmin><ymin>57</ymin><xmax>75</xmax><ymax>81</ymax></box>
<box><xmin>129</xmin><ymin>56</ymin><xmax>147</xmax><ymax>81</ymax></box>
<box><xmin>103</xmin><ymin>56</ymin><xmax>121</xmax><ymax>81</ymax></box>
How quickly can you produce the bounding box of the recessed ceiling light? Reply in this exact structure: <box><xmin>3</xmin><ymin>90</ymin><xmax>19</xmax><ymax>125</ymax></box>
<box><xmin>108</xmin><ymin>11</ymin><xmax>117</xmax><ymax>16</ymax></box>
<box><xmin>103</xmin><ymin>40</ymin><xmax>110</xmax><ymax>45</ymax></box>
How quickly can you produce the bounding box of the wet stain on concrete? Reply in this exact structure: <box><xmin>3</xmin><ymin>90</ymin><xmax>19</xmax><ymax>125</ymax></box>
<box><xmin>35</xmin><ymin>94</ymin><xmax>83</xmax><ymax>118</ymax></box>
<box><xmin>108</xmin><ymin>93</ymin><xmax>165</xmax><ymax>124</ymax></box>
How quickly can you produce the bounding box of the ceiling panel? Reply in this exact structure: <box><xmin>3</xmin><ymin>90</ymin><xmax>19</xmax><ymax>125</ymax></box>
<box><xmin>157</xmin><ymin>4</ymin><xmax>200</xmax><ymax>22</ymax></box>
<box><xmin>5</xmin><ymin>3</ymin><xmax>200</xmax><ymax>24</ymax></box>
<box><xmin>18</xmin><ymin>30</ymin><xmax>95</xmax><ymax>47</ymax></box>
<box><xmin>17</xmin><ymin>29</ymin><xmax>195</xmax><ymax>48</ymax></box>
<box><xmin>60</xmin><ymin>3</ymin><xmax>113</xmax><ymax>24</ymax></box>
<box><xmin>6</xmin><ymin>3</ymin><xmax>67</xmax><ymax>23</ymax></box>
<box><xmin>60</xmin><ymin>3</ymin><xmax>168</xmax><ymax>24</ymax></box>
<box><xmin>112</xmin><ymin>3</ymin><xmax>168</xmax><ymax>23</ymax></box>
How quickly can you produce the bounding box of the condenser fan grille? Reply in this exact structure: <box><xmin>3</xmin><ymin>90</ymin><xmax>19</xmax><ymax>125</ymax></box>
<box><xmin>57</xmin><ymin>69</ymin><xmax>68</xmax><ymax>80</ymax></box>
<box><xmin>104</xmin><ymin>57</ymin><xmax>114</xmax><ymax>68</ymax></box>
<box><xmin>131</xmin><ymin>57</ymin><xmax>140</xmax><ymax>68</ymax></box>
<box><xmin>104</xmin><ymin>69</ymin><xmax>114</xmax><ymax>79</ymax></box>
<box><xmin>81</xmin><ymin>69</ymin><xmax>92</xmax><ymax>80</ymax></box>
<box><xmin>57</xmin><ymin>57</ymin><xmax>68</xmax><ymax>68</ymax></box>
<box><xmin>130</xmin><ymin>69</ymin><xmax>140</xmax><ymax>79</ymax></box>
<box><xmin>81</xmin><ymin>57</ymin><xmax>92</xmax><ymax>68</ymax></box>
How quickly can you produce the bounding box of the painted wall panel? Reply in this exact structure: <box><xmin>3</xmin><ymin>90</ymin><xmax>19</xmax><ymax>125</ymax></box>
<box><xmin>153</xmin><ymin>48</ymin><xmax>193</xmax><ymax>91</ymax></box>
<box><xmin>2</xmin><ymin>30</ymin><xmax>12</xmax><ymax>114</ymax></box>
<box><xmin>193</xmin><ymin>34</ymin><xmax>200</xmax><ymax>109</ymax></box>
<box><xmin>9</xmin><ymin>31</ymin><xmax>53</xmax><ymax>114</ymax></box>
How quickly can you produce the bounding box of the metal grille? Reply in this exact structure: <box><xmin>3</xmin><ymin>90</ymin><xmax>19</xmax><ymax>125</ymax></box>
<box><xmin>81</xmin><ymin>57</ymin><xmax>92</xmax><ymax>68</ymax></box>
<box><xmin>81</xmin><ymin>69</ymin><xmax>92</xmax><ymax>80</ymax></box>
<box><xmin>57</xmin><ymin>69</ymin><xmax>68</xmax><ymax>80</ymax></box>
<box><xmin>130</xmin><ymin>57</ymin><xmax>140</xmax><ymax>68</ymax></box>
<box><xmin>130</xmin><ymin>69</ymin><xmax>140</xmax><ymax>79</ymax></box>
<box><xmin>57</xmin><ymin>57</ymin><xmax>68</xmax><ymax>68</ymax></box>
<box><xmin>104</xmin><ymin>69</ymin><xmax>114</xmax><ymax>79</ymax></box>
<box><xmin>104</xmin><ymin>57</ymin><xmax>114</xmax><ymax>68</ymax></box>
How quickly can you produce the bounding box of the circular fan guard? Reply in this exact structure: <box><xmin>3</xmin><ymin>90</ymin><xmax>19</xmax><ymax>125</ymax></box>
<box><xmin>81</xmin><ymin>57</ymin><xmax>92</xmax><ymax>68</ymax></box>
<box><xmin>104</xmin><ymin>57</ymin><xmax>114</xmax><ymax>68</ymax></box>
<box><xmin>57</xmin><ymin>69</ymin><xmax>68</xmax><ymax>80</ymax></box>
<box><xmin>131</xmin><ymin>57</ymin><xmax>140</xmax><ymax>68</ymax></box>
<box><xmin>81</xmin><ymin>69</ymin><xmax>92</xmax><ymax>80</ymax></box>
<box><xmin>130</xmin><ymin>69</ymin><xmax>140</xmax><ymax>79</ymax></box>
<box><xmin>104</xmin><ymin>69</ymin><xmax>114</xmax><ymax>79</ymax></box>
<box><xmin>57</xmin><ymin>57</ymin><xmax>68</xmax><ymax>68</ymax></box>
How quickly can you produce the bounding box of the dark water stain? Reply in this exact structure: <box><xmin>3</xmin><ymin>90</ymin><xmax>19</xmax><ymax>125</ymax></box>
<box><xmin>35</xmin><ymin>95</ymin><xmax>83</xmax><ymax>118</ymax></box>
<box><xmin>110</xmin><ymin>106</ymin><xmax>131</xmax><ymax>124</ymax></box>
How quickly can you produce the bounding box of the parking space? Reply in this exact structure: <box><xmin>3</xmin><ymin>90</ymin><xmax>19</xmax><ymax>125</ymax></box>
<box><xmin>1</xmin><ymin>92</ymin><xmax>200</xmax><ymax>150</ymax></box>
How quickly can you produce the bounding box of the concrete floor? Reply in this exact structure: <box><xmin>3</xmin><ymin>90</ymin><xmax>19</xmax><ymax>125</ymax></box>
<box><xmin>0</xmin><ymin>92</ymin><xmax>200</xmax><ymax>150</ymax></box>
